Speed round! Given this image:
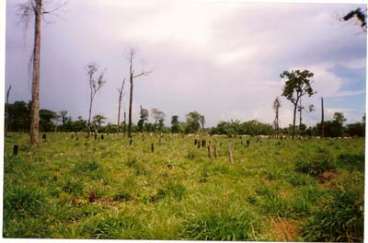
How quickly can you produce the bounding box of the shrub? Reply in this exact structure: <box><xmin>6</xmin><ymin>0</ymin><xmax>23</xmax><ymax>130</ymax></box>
<box><xmin>302</xmin><ymin>190</ymin><xmax>363</xmax><ymax>242</ymax></box>
<box><xmin>295</xmin><ymin>150</ymin><xmax>336</xmax><ymax>176</ymax></box>
<box><xmin>181</xmin><ymin>210</ymin><xmax>259</xmax><ymax>240</ymax></box>
<box><xmin>4</xmin><ymin>186</ymin><xmax>46</xmax><ymax>219</ymax></box>
<box><xmin>79</xmin><ymin>214</ymin><xmax>145</xmax><ymax>239</ymax></box>
<box><xmin>338</xmin><ymin>153</ymin><xmax>364</xmax><ymax>171</ymax></box>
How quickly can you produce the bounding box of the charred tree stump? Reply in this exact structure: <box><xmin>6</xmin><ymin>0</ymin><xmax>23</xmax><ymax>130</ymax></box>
<box><xmin>207</xmin><ymin>145</ymin><xmax>212</xmax><ymax>159</ymax></box>
<box><xmin>13</xmin><ymin>144</ymin><xmax>18</xmax><ymax>156</ymax></box>
<box><xmin>213</xmin><ymin>144</ymin><xmax>218</xmax><ymax>158</ymax></box>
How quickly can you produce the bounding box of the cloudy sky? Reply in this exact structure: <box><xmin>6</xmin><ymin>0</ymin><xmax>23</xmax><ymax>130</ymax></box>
<box><xmin>5</xmin><ymin>0</ymin><xmax>366</xmax><ymax>127</ymax></box>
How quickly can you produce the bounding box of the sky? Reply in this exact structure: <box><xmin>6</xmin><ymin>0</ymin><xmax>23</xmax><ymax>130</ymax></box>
<box><xmin>5</xmin><ymin>0</ymin><xmax>367</xmax><ymax>127</ymax></box>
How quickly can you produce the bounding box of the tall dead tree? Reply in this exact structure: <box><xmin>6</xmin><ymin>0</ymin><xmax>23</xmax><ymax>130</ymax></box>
<box><xmin>321</xmin><ymin>97</ymin><xmax>325</xmax><ymax>137</ymax></box>
<box><xmin>117</xmin><ymin>78</ymin><xmax>126</xmax><ymax>130</ymax></box>
<box><xmin>127</xmin><ymin>49</ymin><xmax>151</xmax><ymax>142</ymax></box>
<box><xmin>273</xmin><ymin>97</ymin><xmax>281</xmax><ymax>138</ymax></box>
<box><xmin>86</xmin><ymin>64</ymin><xmax>106</xmax><ymax>134</ymax></box>
<box><xmin>5</xmin><ymin>85</ymin><xmax>12</xmax><ymax>137</ymax></box>
<box><xmin>18</xmin><ymin>0</ymin><xmax>66</xmax><ymax>144</ymax></box>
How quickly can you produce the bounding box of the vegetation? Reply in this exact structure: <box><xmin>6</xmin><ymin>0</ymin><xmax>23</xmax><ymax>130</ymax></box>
<box><xmin>3</xmin><ymin>133</ymin><xmax>364</xmax><ymax>240</ymax></box>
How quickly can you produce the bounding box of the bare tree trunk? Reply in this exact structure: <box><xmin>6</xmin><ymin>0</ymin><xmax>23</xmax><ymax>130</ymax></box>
<box><xmin>87</xmin><ymin>92</ymin><xmax>93</xmax><ymax>135</ymax></box>
<box><xmin>128</xmin><ymin>72</ymin><xmax>133</xmax><ymax>140</ymax></box>
<box><xmin>5</xmin><ymin>85</ymin><xmax>12</xmax><ymax>137</ymax></box>
<box><xmin>292</xmin><ymin>103</ymin><xmax>297</xmax><ymax>139</ymax></box>
<box><xmin>321</xmin><ymin>97</ymin><xmax>325</xmax><ymax>137</ymax></box>
<box><xmin>299</xmin><ymin>98</ymin><xmax>302</xmax><ymax>129</ymax></box>
<box><xmin>30</xmin><ymin>0</ymin><xmax>42</xmax><ymax>145</ymax></box>
<box><xmin>123</xmin><ymin>111</ymin><xmax>126</xmax><ymax>135</ymax></box>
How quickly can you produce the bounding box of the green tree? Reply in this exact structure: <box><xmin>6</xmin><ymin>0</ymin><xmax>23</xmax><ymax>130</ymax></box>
<box><xmin>281</xmin><ymin>69</ymin><xmax>315</xmax><ymax>138</ymax></box>
<box><xmin>171</xmin><ymin>115</ymin><xmax>180</xmax><ymax>133</ymax></box>
<box><xmin>137</xmin><ymin>106</ymin><xmax>149</xmax><ymax>132</ymax></box>
<box><xmin>185</xmin><ymin>111</ymin><xmax>202</xmax><ymax>134</ymax></box>
<box><xmin>92</xmin><ymin>114</ymin><xmax>106</xmax><ymax>131</ymax></box>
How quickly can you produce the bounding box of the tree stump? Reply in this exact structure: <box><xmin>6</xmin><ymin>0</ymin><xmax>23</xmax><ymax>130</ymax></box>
<box><xmin>228</xmin><ymin>143</ymin><xmax>234</xmax><ymax>163</ymax></box>
<box><xmin>13</xmin><ymin>144</ymin><xmax>18</xmax><ymax>156</ymax></box>
<box><xmin>213</xmin><ymin>144</ymin><xmax>218</xmax><ymax>158</ymax></box>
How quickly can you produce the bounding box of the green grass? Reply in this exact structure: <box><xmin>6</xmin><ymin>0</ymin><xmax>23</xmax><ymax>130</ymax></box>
<box><xmin>3</xmin><ymin>132</ymin><xmax>365</xmax><ymax>240</ymax></box>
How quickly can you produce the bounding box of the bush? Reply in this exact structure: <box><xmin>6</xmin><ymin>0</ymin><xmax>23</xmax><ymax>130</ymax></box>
<box><xmin>181</xmin><ymin>210</ymin><xmax>259</xmax><ymax>240</ymax></box>
<box><xmin>302</xmin><ymin>190</ymin><xmax>363</xmax><ymax>242</ymax></box>
<box><xmin>4</xmin><ymin>186</ymin><xmax>46</xmax><ymax>219</ymax></box>
<box><xmin>338</xmin><ymin>153</ymin><xmax>364</xmax><ymax>171</ymax></box>
<box><xmin>295</xmin><ymin>150</ymin><xmax>336</xmax><ymax>176</ymax></box>
<box><xmin>79</xmin><ymin>214</ymin><xmax>145</xmax><ymax>239</ymax></box>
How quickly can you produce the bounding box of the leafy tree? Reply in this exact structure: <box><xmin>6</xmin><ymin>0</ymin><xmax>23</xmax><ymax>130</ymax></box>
<box><xmin>171</xmin><ymin>115</ymin><xmax>180</xmax><ymax>133</ymax></box>
<box><xmin>185</xmin><ymin>111</ymin><xmax>202</xmax><ymax>134</ymax></box>
<box><xmin>151</xmin><ymin>108</ymin><xmax>165</xmax><ymax>131</ymax></box>
<box><xmin>92</xmin><ymin>114</ymin><xmax>106</xmax><ymax>130</ymax></box>
<box><xmin>39</xmin><ymin>109</ymin><xmax>57</xmax><ymax>132</ymax></box>
<box><xmin>137</xmin><ymin>106</ymin><xmax>149</xmax><ymax>132</ymax></box>
<box><xmin>281</xmin><ymin>69</ymin><xmax>315</xmax><ymax>138</ymax></box>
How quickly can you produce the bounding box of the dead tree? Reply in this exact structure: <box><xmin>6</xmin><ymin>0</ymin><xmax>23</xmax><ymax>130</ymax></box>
<box><xmin>117</xmin><ymin>78</ymin><xmax>126</xmax><ymax>131</ymax></box>
<box><xmin>18</xmin><ymin>0</ymin><xmax>66</xmax><ymax>144</ymax></box>
<box><xmin>127</xmin><ymin>49</ymin><xmax>151</xmax><ymax>143</ymax></box>
<box><xmin>86</xmin><ymin>63</ymin><xmax>106</xmax><ymax>134</ymax></box>
<box><xmin>321</xmin><ymin>97</ymin><xmax>325</xmax><ymax>137</ymax></box>
<box><xmin>5</xmin><ymin>85</ymin><xmax>12</xmax><ymax>137</ymax></box>
<box><xmin>273</xmin><ymin>97</ymin><xmax>281</xmax><ymax>138</ymax></box>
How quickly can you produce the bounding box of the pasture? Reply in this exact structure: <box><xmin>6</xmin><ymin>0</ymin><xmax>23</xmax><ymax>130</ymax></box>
<box><xmin>3</xmin><ymin>133</ymin><xmax>364</xmax><ymax>241</ymax></box>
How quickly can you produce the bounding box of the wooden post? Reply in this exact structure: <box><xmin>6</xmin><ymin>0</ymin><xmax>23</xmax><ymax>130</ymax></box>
<box><xmin>202</xmin><ymin>139</ymin><xmax>206</xmax><ymax>148</ymax></box>
<box><xmin>13</xmin><ymin>144</ymin><xmax>18</xmax><ymax>156</ymax></box>
<box><xmin>101</xmin><ymin>134</ymin><xmax>104</xmax><ymax>140</ymax></box>
<box><xmin>246</xmin><ymin>140</ymin><xmax>250</xmax><ymax>147</ymax></box>
<box><xmin>197</xmin><ymin>141</ymin><xmax>201</xmax><ymax>149</ymax></box>
<box><xmin>228</xmin><ymin>143</ymin><xmax>234</xmax><ymax>163</ymax></box>
<box><xmin>207</xmin><ymin>145</ymin><xmax>212</xmax><ymax>159</ymax></box>
<box><xmin>194</xmin><ymin>139</ymin><xmax>197</xmax><ymax>146</ymax></box>
<box><xmin>151</xmin><ymin>143</ymin><xmax>154</xmax><ymax>153</ymax></box>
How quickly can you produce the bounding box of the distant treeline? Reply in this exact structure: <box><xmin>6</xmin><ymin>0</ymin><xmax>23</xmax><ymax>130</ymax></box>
<box><xmin>5</xmin><ymin>100</ymin><xmax>365</xmax><ymax>137</ymax></box>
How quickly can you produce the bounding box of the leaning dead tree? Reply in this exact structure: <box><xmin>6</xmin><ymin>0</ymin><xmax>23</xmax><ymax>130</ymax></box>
<box><xmin>273</xmin><ymin>97</ymin><xmax>281</xmax><ymax>138</ymax></box>
<box><xmin>342</xmin><ymin>8</ymin><xmax>367</xmax><ymax>31</ymax></box>
<box><xmin>18</xmin><ymin>0</ymin><xmax>67</xmax><ymax>144</ymax></box>
<box><xmin>86</xmin><ymin>63</ymin><xmax>106</xmax><ymax>134</ymax></box>
<box><xmin>117</xmin><ymin>78</ymin><xmax>126</xmax><ymax>131</ymax></box>
<box><xmin>127</xmin><ymin>49</ymin><xmax>151</xmax><ymax>143</ymax></box>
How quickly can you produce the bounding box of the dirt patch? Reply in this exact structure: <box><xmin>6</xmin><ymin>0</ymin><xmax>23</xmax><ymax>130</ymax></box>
<box><xmin>318</xmin><ymin>171</ymin><xmax>337</xmax><ymax>183</ymax></box>
<box><xmin>270</xmin><ymin>217</ymin><xmax>300</xmax><ymax>241</ymax></box>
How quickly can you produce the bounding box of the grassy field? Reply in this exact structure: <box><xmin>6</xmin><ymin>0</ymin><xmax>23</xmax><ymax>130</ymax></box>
<box><xmin>3</xmin><ymin>132</ymin><xmax>365</xmax><ymax>241</ymax></box>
